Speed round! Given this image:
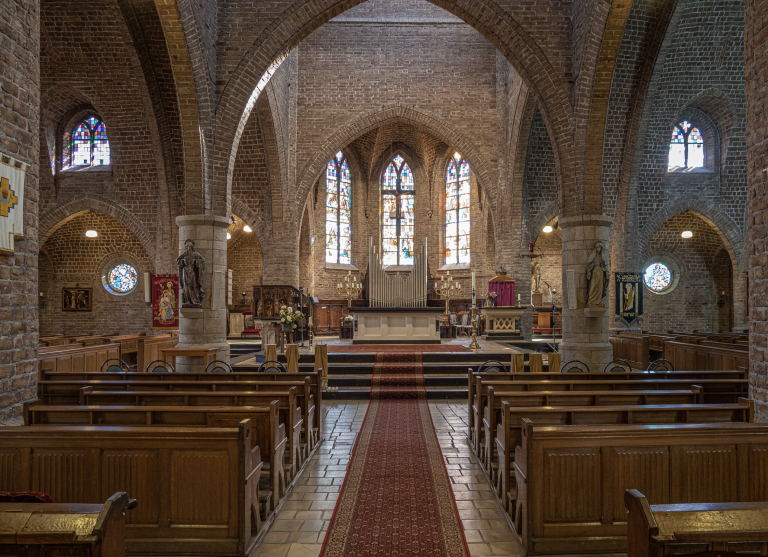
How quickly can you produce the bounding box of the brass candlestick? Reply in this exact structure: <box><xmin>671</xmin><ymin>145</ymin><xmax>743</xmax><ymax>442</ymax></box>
<box><xmin>435</xmin><ymin>271</ymin><xmax>462</xmax><ymax>314</ymax></box>
<box><xmin>469</xmin><ymin>306</ymin><xmax>480</xmax><ymax>350</ymax></box>
<box><xmin>336</xmin><ymin>271</ymin><xmax>363</xmax><ymax>308</ymax></box>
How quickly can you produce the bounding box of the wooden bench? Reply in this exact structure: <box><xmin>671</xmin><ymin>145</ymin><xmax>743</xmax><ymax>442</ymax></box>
<box><xmin>38</xmin><ymin>377</ymin><xmax>318</xmax><ymax>454</ymax></box>
<box><xmin>40</xmin><ymin>370</ymin><xmax>324</xmax><ymax>443</ymax></box>
<box><xmin>480</xmin><ymin>388</ymin><xmax>704</xmax><ymax>471</ymax></box>
<box><xmin>625</xmin><ymin>490</ymin><xmax>768</xmax><ymax>557</ymax></box>
<box><xmin>610</xmin><ymin>333</ymin><xmax>650</xmax><ymax>370</ymax></box>
<box><xmin>136</xmin><ymin>334</ymin><xmax>177</xmax><ymax>372</ymax></box>
<box><xmin>78</xmin><ymin>386</ymin><xmax>305</xmax><ymax>478</ymax></box>
<box><xmin>38</xmin><ymin>343</ymin><xmax>122</xmax><ymax>373</ymax></box>
<box><xmin>512</xmin><ymin>421</ymin><xmax>768</xmax><ymax>555</ymax></box>
<box><xmin>494</xmin><ymin>399</ymin><xmax>755</xmax><ymax>510</ymax></box>
<box><xmin>0</xmin><ymin>423</ymin><xmax>262</xmax><ymax>557</ymax></box>
<box><xmin>467</xmin><ymin>369</ymin><xmax>748</xmax><ymax>451</ymax></box>
<box><xmin>0</xmin><ymin>492</ymin><xmax>132</xmax><ymax>557</ymax></box>
<box><xmin>664</xmin><ymin>340</ymin><xmax>750</xmax><ymax>372</ymax></box>
<box><xmin>23</xmin><ymin>402</ymin><xmax>287</xmax><ymax>504</ymax></box>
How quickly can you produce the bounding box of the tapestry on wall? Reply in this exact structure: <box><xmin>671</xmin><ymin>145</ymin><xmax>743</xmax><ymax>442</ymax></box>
<box><xmin>0</xmin><ymin>155</ymin><xmax>27</xmax><ymax>255</ymax></box>
<box><xmin>614</xmin><ymin>272</ymin><xmax>643</xmax><ymax>327</ymax></box>
<box><xmin>152</xmin><ymin>274</ymin><xmax>179</xmax><ymax>330</ymax></box>
<box><xmin>62</xmin><ymin>288</ymin><xmax>92</xmax><ymax>312</ymax></box>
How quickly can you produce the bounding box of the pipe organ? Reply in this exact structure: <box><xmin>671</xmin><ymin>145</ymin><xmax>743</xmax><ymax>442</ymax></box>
<box><xmin>368</xmin><ymin>237</ymin><xmax>428</xmax><ymax>308</ymax></box>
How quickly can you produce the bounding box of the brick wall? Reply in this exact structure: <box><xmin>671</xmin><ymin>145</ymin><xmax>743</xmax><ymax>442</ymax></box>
<box><xmin>0</xmin><ymin>0</ymin><xmax>40</xmax><ymax>425</ymax></box>
<box><xmin>39</xmin><ymin>211</ymin><xmax>153</xmax><ymax>335</ymax></box>
<box><xmin>642</xmin><ymin>211</ymin><xmax>727</xmax><ymax>333</ymax></box>
<box><xmin>227</xmin><ymin>232</ymin><xmax>263</xmax><ymax>307</ymax></box>
<box><xmin>524</xmin><ymin>108</ymin><xmax>559</xmax><ymax>227</ymax></box>
<box><xmin>745</xmin><ymin>0</ymin><xmax>768</xmax><ymax>420</ymax></box>
<box><xmin>532</xmin><ymin>222</ymin><xmax>562</xmax><ymax>305</ymax></box>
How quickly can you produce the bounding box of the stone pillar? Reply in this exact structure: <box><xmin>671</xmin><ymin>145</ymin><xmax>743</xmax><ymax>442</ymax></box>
<box><xmin>558</xmin><ymin>215</ymin><xmax>614</xmax><ymax>373</ymax></box>
<box><xmin>176</xmin><ymin>215</ymin><xmax>230</xmax><ymax>371</ymax></box>
<box><xmin>261</xmin><ymin>229</ymin><xmax>300</xmax><ymax>287</ymax></box>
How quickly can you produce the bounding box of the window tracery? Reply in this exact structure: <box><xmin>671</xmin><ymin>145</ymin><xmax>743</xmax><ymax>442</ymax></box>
<box><xmin>668</xmin><ymin>120</ymin><xmax>703</xmax><ymax>170</ymax></box>
<box><xmin>326</xmin><ymin>152</ymin><xmax>352</xmax><ymax>264</ymax></box>
<box><xmin>381</xmin><ymin>154</ymin><xmax>414</xmax><ymax>266</ymax></box>
<box><xmin>66</xmin><ymin>116</ymin><xmax>111</xmax><ymax>168</ymax></box>
<box><xmin>445</xmin><ymin>152</ymin><xmax>471</xmax><ymax>265</ymax></box>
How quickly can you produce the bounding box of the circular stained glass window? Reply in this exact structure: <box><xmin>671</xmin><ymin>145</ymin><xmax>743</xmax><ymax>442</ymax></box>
<box><xmin>108</xmin><ymin>264</ymin><xmax>138</xmax><ymax>293</ymax></box>
<box><xmin>644</xmin><ymin>263</ymin><xmax>672</xmax><ymax>293</ymax></box>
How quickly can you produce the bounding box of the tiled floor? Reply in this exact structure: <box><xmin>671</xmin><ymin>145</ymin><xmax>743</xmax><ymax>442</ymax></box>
<box><xmin>253</xmin><ymin>400</ymin><xmax>521</xmax><ymax>557</ymax></box>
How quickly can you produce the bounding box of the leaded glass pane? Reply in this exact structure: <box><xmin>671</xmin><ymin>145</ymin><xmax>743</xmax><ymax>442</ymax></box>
<box><xmin>460</xmin><ymin>161</ymin><xmax>470</xmax><ymax>182</ymax></box>
<box><xmin>341</xmin><ymin>159</ymin><xmax>351</xmax><ymax>183</ymax></box>
<box><xmin>671</xmin><ymin>126</ymin><xmax>685</xmax><ymax>144</ymax></box>
<box><xmin>72</xmin><ymin>123</ymin><xmax>91</xmax><ymax>166</ymax></box>
<box><xmin>446</xmin><ymin>210</ymin><xmax>457</xmax><ymax>225</ymax></box>
<box><xmin>445</xmin><ymin>155</ymin><xmax>471</xmax><ymax>265</ymax></box>
<box><xmin>688</xmin><ymin>142</ymin><xmax>704</xmax><ymax>168</ymax></box>
<box><xmin>399</xmin><ymin>237</ymin><xmax>414</xmax><ymax>263</ymax></box>
<box><xmin>458</xmin><ymin>221</ymin><xmax>471</xmax><ymax>236</ymax></box>
<box><xmin>644</xmin><ymin>263</ymin><xmax>672</xmax><ymax>292</ymax></box>
<box><xmin>445</xmin><ymin>236</ymin><xmax>458</xmax><ymax>265</ymax></box>
<box><xmin>459</xmin><ymin>207</ymin><xmax>470</xmax><ymax>222</ymax></box>
<box><xmin>689</xmin><ymin>126</ymin><xmax>703</xmax><ymax>144</ymax></box>
<box><xmin>400</xmin><ymin>162</ymin><xmax>414</xmax><ymax>190</ymax></box>
<box><xmin>326</xmin><ymin>154</ymin><xmax>352</xmax><ymax>264</ymax></box>
<box><xmin>446</xmin><ymin>195</ymin><xmax>458</xmax><ymax>212</ymax></box>
<box><xmin>446</xmin><ymin>160</ymin><xmax>457</xmax><ymax>183</ymax></box>
<box><xmin>92</xmin><ymin>122</ymin><xmax>110</xmax><ymax>166</ymax></box>
<box><xmin>401</xmin><ymin>197</ymin><xmax>414</xmax><ymax>227</ymax></box>
<box><xmin>446</xmin><ymin>181</ymin><xmax>458</xmax><ymax>198</ymax></box>
<box><xmin>393</xmin><ymin>155</ymin><xmax>405</xmax><ymax>169</ymax></box>
<box><xmin>108</xmin><ymin>264</ymin><xmax>138</xmax><ymax>293</ymax></box>
<box><xmin>383</xmin><ymin>163</ymin><xmax>398</xmax><ymax>189</ymax></box>
<box><xmin>446</xmin><ymin>222</ymin><xmax>458</xmax><ymax>238</ymax></box>
<box><xmin>668</xmin><ymin>143</ymin><xmax>686</xmax><ymax>170</ymax></box>
<box><xmin>459</xmin><ymin>193</ymin><xmax>470</xmax><ymax>209</ymax></box>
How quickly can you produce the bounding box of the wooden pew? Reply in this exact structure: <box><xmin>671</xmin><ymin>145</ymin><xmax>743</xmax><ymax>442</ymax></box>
<box><xmin>0</xmin><ymin>492</ymin><xmax>132</xmax><ymax>557</ymax></box>
<box><xmin>664</xmin><ymin>340</ymin><xmax>750</xmax><ymax>372</ymax></box>
<box><xmin>610</xmin><ymin>334</ymin><xmax>649</xmax><ymax>370</ymax></box>
<box><xmin>40</xmin><ymin>370</ymin><xmax>323</xmax><ymax>444</ymax></box>
<box><xmin>23</xmin><ymin>402</ymin><xmax>287</xmax><ymax>504</ymax></box>
<box><xmin>136</xmin><ymin>334</ymin><xmax>178</xmax><ymax>372</ymax></box>
<box><xmin>495</xmin><ymin>398</ymin><xmax>755</xmax><ymax>510</ymax></box>
<box><xmin>38</xmin><ymin>377</ymin><xmax>318</xmax><ymax>454</ymax></box>
<box><xmin>105</xmin><ymin>333</ymin><xmax>145</xmax><ymax>369</ymax></box>
<box><xmin>78</xmin><ymin>386</ymin><xmax>305</xmax><ymax>478</ymax></box>
<box><xmin>512</xmin><ymin>421</ymin><xmax>768</xmax><ymax>555</ymax></box>
<box><xmin>0</xmin><ymin>423</ymin><xmax>262</xmax><ymax>557</ymax></box>
<box><xmin>467</xmin><ymin>368</ymin><xmax>748</xmax><ymax>451</ymax></box>
<box><xmin>38</xmin><ymin>343</ymin><xmax>121</xmax><ymax>373</ymax></box>
<box><xmin>625</xmin><ymin>490</ymin><xmax>768</xmax><ymax>557</ymax></box>
<box><xmin>480</xmin><ymin>388</ymin><xmax>703</xmax><ymax>471</ymax></box>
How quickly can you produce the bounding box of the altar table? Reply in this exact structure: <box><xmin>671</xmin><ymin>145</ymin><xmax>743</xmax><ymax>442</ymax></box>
<box><xmin>348</xmin><ymin>307</ymin><xmax>443</xmax><ymax>344</ymax></box>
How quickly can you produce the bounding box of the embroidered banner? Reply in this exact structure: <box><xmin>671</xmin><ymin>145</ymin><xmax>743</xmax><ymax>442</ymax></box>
<box><xmin>615</xmin><ymin>272</ymin><xmax>643</xmax><ymax>327</ymax></box>
<box><xmin>0</xmin><ymin>155</ymin><xmax>26</xmax><ymax>255</ymax></box>
<box><xmin>152</xmin><ymin>275</ymin><xmax>179</xmax><ymax>330</ymax></box>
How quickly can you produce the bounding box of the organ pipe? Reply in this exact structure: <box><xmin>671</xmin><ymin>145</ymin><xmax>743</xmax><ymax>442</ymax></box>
<box><xmin>368</xmin><ymin>237</ymin><xmax>428</xmax><ymax>308</ymax></box>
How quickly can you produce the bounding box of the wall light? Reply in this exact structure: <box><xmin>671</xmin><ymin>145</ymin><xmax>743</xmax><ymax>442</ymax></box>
<box><xmin>681</xmin><ymin>230</ymin><xmax>693</xmax><ymax>239</ymax></box>
<box><xmin>243</xmin><ymin>225</ymin><xmax>252</xmax><ymax>233</ymax></box>
<box><xmin>85</xmin><ymin>230</ymin><xmax>98</xmax><ymax>238</ymax></box>
<box><xmin>542</xmin><ymin>225</ymin><xmax>553</xmax><ymax>233</ymax></box>
<box><xmin>226</xmin><ymin>232</ymin><xmax>232</xmax><ymax>240</ymax></box>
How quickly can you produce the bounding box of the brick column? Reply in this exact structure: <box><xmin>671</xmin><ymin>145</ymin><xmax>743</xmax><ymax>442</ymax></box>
<box><xmin>558</xmin><ymin>215</ymin><xmax>614</xmax><ymax>373</ymax></box>
<box><xmin>261</xmin><ymin>230</ymin><xmax>300</xmax><ymax>287</ymax></box>
<box><xmin>175</xmin><ymin>215</ymin><xmax>229</xmax><ymax>371</ymax></box>
<box><xmin>745</xmin><ymin>0</ymin><xmax>768</xmax><ymax>421</ymax></box>
<box><xmin>0</xmin><ymin>0</ymin><xmax>39</xmax><ymax>425</ymax></box>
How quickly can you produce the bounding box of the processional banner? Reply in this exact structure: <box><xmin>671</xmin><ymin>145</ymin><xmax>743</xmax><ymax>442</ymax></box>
<box><xmin>152</xmin><ymin>275</ymin><xmax>179</xmax><ymax>330</ymax></box>
<box><xmin>614</xmin><ymin>272</ymin><xmax>643</xmax><ymax>327</ymax></box>
<box><xmin>0</xmin><ymin>155</ymin><xmax>27</xmax><ymax>255</ymax></box>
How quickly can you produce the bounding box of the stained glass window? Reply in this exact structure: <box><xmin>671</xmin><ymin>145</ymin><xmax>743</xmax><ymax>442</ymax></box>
<box><xmin>67</xmin><ymin>116</ymin><xmax>111</xmax><ymax>168</ymax></box>
<box><xmin>668</xmin><ymin>121</ymin><xmax>704</xmax><ymax>170</ymax></box>
<box><xmin>381</xmin><ymin>154</ymin><xmax>415</xmax><ymax>266</ymax></box>
<box><xmin>644</xmin><ymin>263</ymin><xmax>672</xmax><ymax>292</ymax></box>
<box><xmin>326</xmin><ymin>152</ymin><xmax>352</xmax><ymax>264</ymax></box>
<box><xmin>107</xmin><ymin>263</ymin><xmax>138</xmax><ymax>293</ymax></box>
<box><xmin>445</xmin><ymin>152</ymin><xmax>471</xmax><ymax>265</ymax></box>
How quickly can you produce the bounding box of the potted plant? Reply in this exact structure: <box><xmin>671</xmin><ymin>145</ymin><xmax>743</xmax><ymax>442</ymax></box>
<box><xmin>279</xmin><ymin>305</ymin><xmax>304</xmax><ymax>330</ymax></box>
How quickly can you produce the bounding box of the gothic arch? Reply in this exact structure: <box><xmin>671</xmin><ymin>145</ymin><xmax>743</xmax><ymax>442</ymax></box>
<box><xmin>230</xmin><ymin>196</ymin><xmax>270</xmax><ymax>251</ymax></box>
<box><xmin>39</xmin><ymin>197</ymin><xmax>157</xmax><ymax>264</ymax></box>
<box><xmin>528</xmin><ymin>201</ymin><xmax>560</xmax><ymax>245</ymax></box>
<box><xmin>213</xmin><ymin>0</ymin><xmax>575</xmax><ymax>218</ymax></box>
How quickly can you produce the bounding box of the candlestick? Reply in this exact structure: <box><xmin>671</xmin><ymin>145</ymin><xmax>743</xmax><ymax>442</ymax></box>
<box><xmin>337</xmin><ymin>273</ymin><xmax>363</xmax><ymax>308</ymax></box>
<box><xmin>469</xmin><ymin>306</ymin><xmax>480</xmax><ymax>350</ymax></box>
<box><xmin>436</xmin><ymin>271</ymin><xmax>461</xmax><ymax>315</ymax></box>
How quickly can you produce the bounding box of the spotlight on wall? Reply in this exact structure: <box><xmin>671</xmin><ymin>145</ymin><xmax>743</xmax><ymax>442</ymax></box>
<box><xmin>681</xmin><ymin>230</ymin><xmax>693</xmax><ymax>239</ymax></box>
<box><xmin>542</xmin><ymin>225</ymin><xmax>553</xmax><ymax>233</ymax></box>
<box><xmin>243</xmin><ymin>225</ymin><xmax>252</xmax><ymax>233</ymax></box>
<box><xmin>85</xmin><ymin>230</ymin><xmax>98</xmax><ymax>238</ymax></box>
<box><xmin>226</xmin><ymin>232</ymin><xmax>232</xmax><ymax>240</ymax></box>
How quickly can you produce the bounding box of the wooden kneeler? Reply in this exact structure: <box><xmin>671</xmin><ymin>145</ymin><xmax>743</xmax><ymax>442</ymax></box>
<box><xmin>285</xmin><ymin>344</ymin><xmax>300</xmax><ymax>373</ymax></box>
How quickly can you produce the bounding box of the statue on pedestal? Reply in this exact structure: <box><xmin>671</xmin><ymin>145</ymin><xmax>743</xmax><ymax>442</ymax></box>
<box><xmin>177</xmin><ymin>239</ymin><xmax>205</xmax><ymax>308</ymax></box>
<box><xmin>531</xmin><ymin>263</ymin><xmax>542</xmax><ymax>293</ymax></box>
<box><xmin>586</xmin><ymin>242</ymin><xmax>609</xmax><ymax>307</ymax></box>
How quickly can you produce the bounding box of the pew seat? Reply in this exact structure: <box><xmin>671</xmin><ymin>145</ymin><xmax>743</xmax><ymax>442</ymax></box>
<box><xmin>626</xmin><ymin>490</ymin><xmax>768</xmax><ymax>557</ymax></box>
<box><xmin>0</xmin><ymin>492</ymin><xmax>132</xmax><ymax>557</ymax></box>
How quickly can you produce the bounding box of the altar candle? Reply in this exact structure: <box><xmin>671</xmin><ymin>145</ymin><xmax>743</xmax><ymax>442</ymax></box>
<box><xmin>517</xmin><ymin>293</ymin><xmax>521</xmax><ymax>304</ymax></box>
<box><xmin>309</xmin><ymin>316</ymin><xmax>313</xmax><ymax>326</ymax></box>
<box><xmin>472</xmin><ymin>272</ymin><xmax>476</xmax><ymax>306</ymax></box>
<box><xmin>434</xmin><ymin>282</ymin><xmax>438</xmax><ymax>289</ymax></box>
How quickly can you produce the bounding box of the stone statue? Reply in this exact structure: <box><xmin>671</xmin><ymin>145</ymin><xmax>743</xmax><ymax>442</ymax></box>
<box><xmin>176</xmin><ymin>239</ymin><xmax>205</xmax><ymax>308</ymax></box>
<box><xmin>586</xmin><ymin>242</ymin><xmax>609</xmax><ymax>307</ymax></box>
<box><xmin>531</xmin><ymin>263</ymin><xmax>542</xmax><ymax>293</ymax></box>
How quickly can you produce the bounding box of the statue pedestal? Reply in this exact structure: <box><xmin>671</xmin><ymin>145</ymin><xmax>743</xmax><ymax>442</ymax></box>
<box><xmin>481</xmin><ymin>307</ymin><xmax>526</xmax><ymax>340</ymax></box>
<box><xmin>583</xmin><ymin>306</ymin><xmax>607</xmax><ymax>318</ymax></box>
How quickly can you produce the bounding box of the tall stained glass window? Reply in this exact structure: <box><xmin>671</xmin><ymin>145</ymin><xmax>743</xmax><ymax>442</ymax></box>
<box><xmin>326</xmin><ymin>152</ymin><xmax>352</xmax><ymax>264</ymax></box>
<box><xmin>67</xmin><ymin>116</ymin><xmax>111</xmax><ymax>168</ymax></box>
<box><xmin>445</xmin><ymin>152</ymin><xmax>471</xmax><ymax>265</ymax></box>
<box><xmin>668</xmin><ymin>121</ymin><xmax>704</xmax><ymax>170</ymax></box>
<box><xmin>381</xmin><ymin>154</ymin><xmax>415</xmax><ymax>266</ymax></box>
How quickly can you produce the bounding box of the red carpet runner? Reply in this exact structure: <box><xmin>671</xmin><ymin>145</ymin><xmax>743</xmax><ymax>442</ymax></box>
<box><xmin>320</xmin><ymin>352</ymin><xmax>470</xmax><ymax>557</ymax></box>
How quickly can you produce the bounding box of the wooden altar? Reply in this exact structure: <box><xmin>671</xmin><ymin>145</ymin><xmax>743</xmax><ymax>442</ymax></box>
<box><xmin>251</xmin><ymin>285</ymin><xmax>300</xmax><ymax>319</ymax></box>
<box><xmin>481</xmin><ymin>306</ymin><xmax>526</xmax><ymax>340</ymax></box>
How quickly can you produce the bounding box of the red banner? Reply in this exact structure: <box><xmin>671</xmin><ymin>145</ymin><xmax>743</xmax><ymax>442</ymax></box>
<box><xmin>152</xmin><ymin>274</ymin><xmax>179</xmax><ymax>330</ymax></box>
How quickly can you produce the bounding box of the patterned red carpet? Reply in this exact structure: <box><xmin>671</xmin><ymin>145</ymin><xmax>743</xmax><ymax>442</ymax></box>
<box><xmin>328</xmin><ymin>344</ymin><xmax>471</xmax><ymax>353</ymax></box>
<box><xmin>320</xmin><ymin>353</ymin><xmax>470</xmax><ymax>557</ymax></box>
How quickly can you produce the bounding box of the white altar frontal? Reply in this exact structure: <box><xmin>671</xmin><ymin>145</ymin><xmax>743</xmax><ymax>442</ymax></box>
<box><xmin>349</xmin><ymin>307</ymin><xmax>443</xmax><ymax>344</ymax></box>
<box><xmin>481</xmin><ymin>306</ymin><xmax>526</xmax><ymax>340</ymax></box>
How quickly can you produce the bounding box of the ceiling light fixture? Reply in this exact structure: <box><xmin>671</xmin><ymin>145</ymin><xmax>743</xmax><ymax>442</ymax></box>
<box><xmin>542</xmin><ymin>225</ymin><xmax>553</xmax><ymax>233</ymax></box>
<box><xmin>681</xmin><ymin>230</ymin><xmax>693</xmax><ymax>239</ymax></box>
<box><xmin>85</xmin><ymin>230</ymin><xmax>98</xmax><ymax>238</ymax></box>
<box><xmin>243</xmin><ymin>225</ymin><xmax>252</xmax><ymax>233</ymax></box>
<box><xmin>226</xmin><ymin>232</ymin><xmax>232</xmax><ymax>240</ymax></box>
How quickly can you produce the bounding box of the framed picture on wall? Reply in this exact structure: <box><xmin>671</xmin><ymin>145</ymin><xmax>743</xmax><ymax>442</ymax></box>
<box><xmin>62</xmin><ymin>287</ymin><xmax>92</xmax><ymax>312</ymax></box>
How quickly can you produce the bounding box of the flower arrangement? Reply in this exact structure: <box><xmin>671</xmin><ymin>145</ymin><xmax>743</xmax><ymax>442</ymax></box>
<box><xmin>278</xmin><ymin>305</ymin><xmax>304</xmax><ymax>329</ymax></box>
<box><xmin>343</xmin><ymin>314</ymin><xmax>354</xmax><ymax>323</ymax></box>
<box><xmin>485</xmin><ymin>291</ymin><xmax>499</xmax><ymax>307</ymax></box>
